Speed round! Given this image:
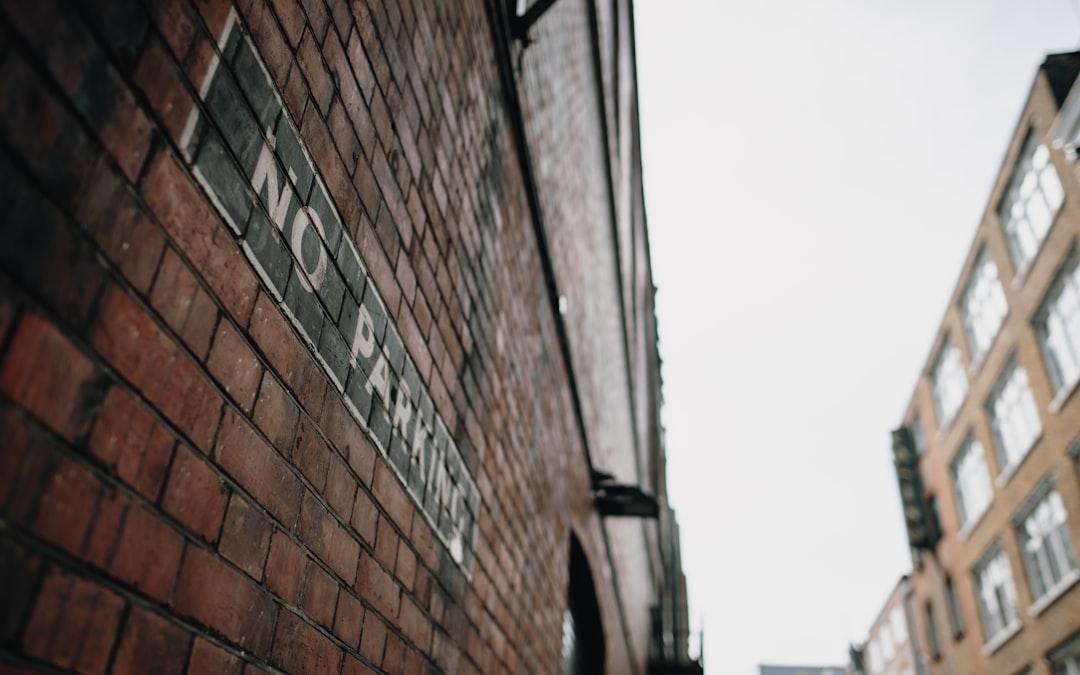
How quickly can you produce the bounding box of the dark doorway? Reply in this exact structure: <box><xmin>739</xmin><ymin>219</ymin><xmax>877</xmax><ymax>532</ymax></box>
<box><xmin>563</xmin><ymin>535</ymin><xmax>605</xmax><ymax>674</ymax></box>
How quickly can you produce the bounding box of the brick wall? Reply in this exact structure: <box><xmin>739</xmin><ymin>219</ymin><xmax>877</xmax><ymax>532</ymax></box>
<box><xmin>0</xmin><ymin>0</ymin><xmax>674</xmax><ymax>673</ymax></box>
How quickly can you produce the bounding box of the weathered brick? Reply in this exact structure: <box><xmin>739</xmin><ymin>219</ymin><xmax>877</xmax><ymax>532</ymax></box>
<box><xmin>112</xmin><ymin>605</ymin><xmax>190</xmax><ymax>675</ymax></box>
<box><xmin>173</xmin><ymin>544</ymin><xmax>276</xmax><ymax>655</ymax></box>
<box><xmin>358</xmin><ymin>609</ymin><xmax>387</xmax><ymax>664</ymax></box>
<box><xmin>22</xmin><ymin>568</ymin><xmax>125</xmax><ymax>674</ymax></box>
<box><xmin>355</xmin><ymin>553</ymin><xmax>399</xmax><ymax>622</ymax></box>
<box><xmin>215</xmin><ymin>408</ymin><xmax>303</xmax><ymax>529</ymax></box>
<box><xmin>207</xmin><ymin>319</ymin><xmax>263</xmax><ymax>413</ymax></box>
<box><xmin>300</xmin><ymin>559</ymin><xmax>338</xmax><ymax>628</ymax></box>
<box><xmin>265</xmin><ymin>530</ymin><xmax>306</xmax><ymax>605</ymax></box>
<box><xmin>187</xmin><ymin>636</ymin><xmax>244</xmax><ymax>675</ymax></box>
<box><xmin>0</xmin><ymin>313</ymin><xmax>106</xmax><ymax>442</ymax></box>
<box><xmin>219</xmin><ymin>493</ymin><xmax>274</xmax><ymax>580</ymax></box>
<box><xmin>253</xmin><ymin>373</ymin><xmax>300</xmax><ymax>450</ymax></box>
<box><xmin>89</xmin><ymin>386</ymin><xmax>174</xmax><ymax>501</ymax></box>
<box><xmin>110</xmin><ymin>503</ymin><xmax>185</xmax><ymax>602</ymax></box>
<box><xmin>31</xmin><ymin>458</ymin><xmax>101</xmax><ymax>557</ymax></box>
<box><xmin>271</xmin><ymin>609</ymin><xmax>342</xmax><ymax>675</ymax></box>
<box><xmin>332</xmin><ymin>590</ymin><xmax>364</xmax><ymax>649</ymax></box>
<box><xmin>162</xmin><ymin>443</ymin><xmax>229</xmax><ymax>542</ymax></box>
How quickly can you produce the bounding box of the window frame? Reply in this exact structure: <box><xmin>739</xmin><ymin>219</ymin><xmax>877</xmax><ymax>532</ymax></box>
<box><xmin>960</xmin><ymin>248</ymin><xmax>1009</xmax><ymax>365</ymax></box>
<box><xmin>1034</xmin><ymin>250</ymin><xmax>1080</xmax><ymax>409</ymax></box>
<box><xmin>951</xmin><ymin>434</ymin><xmax>994</xmax><ymax>535</ymax></box>
<box><xmin>998</xmin><ymin>129</ymin><xmax>1065</xmax><ymax>279</ymax></box>
<box><xmin>945</xmin><ymin>575</ymin><xmax>965</xmax><ymax>640</ymax></box>
<box><xmin>1013</xmin><ymin>480</ymin><xmax>1080</xmax><ymax>614</ymax></box>
<box><xmin>972</xmin><ymin>543</ymin><xmax>1022</xmax><ymax>653</ymax></box>
<box><xmin>986</xmin><ymin>357</ymin><xmax>1043</xmax><ymax>480</ymax></box>
<box><xmin>931</xmin><ymin>337</ymin><xmax>969</xmax><ymax>433</ymax></box>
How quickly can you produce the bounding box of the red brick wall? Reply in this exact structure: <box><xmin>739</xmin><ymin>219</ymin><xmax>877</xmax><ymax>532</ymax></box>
<box><xmin>0</xmin><ymin>0</ymin><xmax>666</xmax><ymax>673</ymax></box>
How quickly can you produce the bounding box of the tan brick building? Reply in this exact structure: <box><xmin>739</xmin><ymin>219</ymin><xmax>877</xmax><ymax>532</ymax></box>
<box><xmin>893</xmin><ymin>52</ymin><xmax>1080</xmax><ymax>675</ymax></box>
<box><xmin>0</xmin><ymin>0</ymin><xmax>699</xmax><ymax>673</ymax></box>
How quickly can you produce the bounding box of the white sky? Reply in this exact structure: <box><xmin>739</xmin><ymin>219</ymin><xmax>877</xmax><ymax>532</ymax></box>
<box><xmin>634</xmin><ymin>2</ymin><xmax>1080</xmax><ymax>672</ymax></box>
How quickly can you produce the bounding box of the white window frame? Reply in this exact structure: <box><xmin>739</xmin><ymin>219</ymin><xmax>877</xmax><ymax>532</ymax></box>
<box><xmin>1015</xmin><ymin>483</ymin><xmax>1080</xmax><ymax>614</ymax></box>
<box><xmin>931</xmin><ymin>338</ymin><xmax>968</xmax><ymax>432</ymax></box>
<box><xmin>1035</xmin><ymin>252</ymin><xmax>1080</xmax><ymax>409</ymax></box>
<box><xmin>952</xmin><ymin>435</ymin><xmax>993</xmax><ymax>534</ymax></box>
<box><xmin>1050</xmin><ymin>630</ymin><xmax>1080</xmax><ymax>675</ymax></box>
<box><xmin>960</xmin><ymin>249</ymin><xmax>1008</xmax><ymax>364</ymax></box>
<box><xmin>987</xmin><ymin>358</ymin><xmax>1042</xmax><ymax>479</ymax></box>
<box><xmin>973</xmin><ymin>544</ymin><xmax>1022</xmax><ymax>653</ymax></box>
<box><xmin>998</xmin><ymin>130</ymin><xmax>1064</xmax><ymax>278</ymax></box>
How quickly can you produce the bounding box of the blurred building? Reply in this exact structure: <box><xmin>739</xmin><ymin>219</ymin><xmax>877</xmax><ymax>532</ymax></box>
<box><xmin>0</xmin><ymin>0</ymin><xmax>700</xmax><ymax>674</ymax></box>
<box><xmin>758</xmin><ymin>665</ymin><xmax>846</xmax><ymax>675</ymax></box>
<box><xmin>892</xmin><ymin>51</ymin><xmax>1080</xmax><ymax>675</ymax></box>
<box><xmin>847</xmin><ymin>576</ymin><xmax>922</xmax><ymax>675</ymax></box>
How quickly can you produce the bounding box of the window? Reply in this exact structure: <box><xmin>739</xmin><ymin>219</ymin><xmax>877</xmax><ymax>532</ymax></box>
<box><xmin>973</xmin><ymin>546</ymin><xmax>1020</xmax><ymax>645</ymax></box>
<box><xmin>912</xmin><ymin>416</ymin><xmax>928</xmax><ymax>455</ymax></box>
<box><xmin>932</xmin><ymin>338</ymin><xmax>968</xmax><ymax>430</ymax></box>
<box><xmin>867</xmin><ymin>638</ymin><xmax>882</xmax><ymax>673</ymax></box>
<box><xmin>1050</xmin><ymin>631</ymin><xmax>1080</xmax><ymax>675</ymax></box>
<box><xmin>945</xmin><ymin>576</ymin><xmax>965</xmax><ymax>639</ymax></box>
<box><xmin>1036</xmin><ymin>254</ymin><xmax>1080</xmax><ymax>399</ymax></box>
<box><xmin>999</xmin><ymin>131</ymin><xmax>1064</xmax><ymax>273</ymax></box>
<box><xmin>1018</xmin><ymin>488</ymin><xmax>1079</xmax><ymax>604</ymax></box>
<box><xmin>987</xmin><ymin>360</ymin><xmax>1042</xmax><ymax>473</ymax></box>
<box><xmin>925</xmin><ymin>602</ymin><xmax>942</xmax><ymax>660</ymax></box>
<box><xmin>961</xmin><ymin>250</ymin><xmax>1009</xmax><ymax>361</ymax></box>
<box><xmin>951</xmin><ymin>436</ymin><xmax>993</xmax><ymax>529</ymax></box>
<box><xmin>890</xmin><ymin>606</ymin><xmax>908</xmax><ymax>646</ymax></box>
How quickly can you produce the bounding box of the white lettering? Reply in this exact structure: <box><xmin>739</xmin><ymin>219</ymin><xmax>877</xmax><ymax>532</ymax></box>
<box><xmin>290</xmin><ymin>206</ymin><xmax>328</xmax><ymax>292</ymax></box>
<box><xmin>251</xmin><ymin>135</ymin><xmax>295</xmax><ymax>228</ymax></box>
<box><xmin>365</xmin><ymin>352</ymin><xmax>391</xmax><ymax>403</ymax></box>
<box><xmin>350</xmin><ymin>304</ymin><xmax>376</xmax><ymax>362</ymax></box>
<box><xmin>392</xmin><ymin>381</ymin><xmax>413</xmax><ymax>437</ymax></box>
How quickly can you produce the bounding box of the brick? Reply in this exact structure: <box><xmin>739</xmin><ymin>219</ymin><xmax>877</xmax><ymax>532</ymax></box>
<box><xmin>173</xmin><ymin>545</ymin><xmax>276</xmax><ymax>655</ymax></box>
<box><xmin>356</xmin><ymin>553</ymin><xmax>399</xmax><ymax>622</ymax></box>
<box><xmin>83</xmin><ymin>486</ymin><xmax>130</xmax><ymax>570</ymax></box>
<box><xmin>0</xmin><ymin>405</ymin><xmax>30</xmax><ymax>508</ymax></box>
<box><xmin>395</xmin><ymin>539</ymin><xmax>416</xmax><ymax>593</ymax></box>
<box><xmin>32</xmin><ymin>458</ymin><xmax>101</xmax><ymax>557</ymax></box>
<box><xmin>0</xmin><ymin>313</ymin><xmax>106</xmax><ymax>442</ymax></box>
<box><xmin>324</xmin><ymin>452</ymin><xmax>357</xmax><ymax>519</ymax></box>
<box><xmin>300</xmin><ymin>560</ymin><xmax>338</xmax><ymax>628</ymax></box>
<box><xmin>207</xmin><ymin>320</ymin><xmax>263</xmax><ymax>413</ymax></box>
<box><xmin>0</xmin><ymin>536</ymin><xmax>43</xmax><ymax>644</ymax></box>
<box><xmin>292</xmin><ymin>417</ymin><xmax>330</xmax><ymax>491</ymax></box>
<box><xmin>91</xmin><ymin>284</ymin><xmax>223</xmax><ymax>452</ymax></box>
<box><xmin>332</xmin><ymin>590</ymin><xmax>364</xmax><ymax>648</ymax></box>
<box><xmin>22</xmin><ymin>568</ymin><xmax>125</xmax><ymax>674</ymax></box>
<box><xmin>143</xmin><ymin>0</ymin><xmax>197</xmax><ymax>61</ymax></box>
<box><xmin>110</xmin><ymin>503</ymin><xmax>185</xmax><ymax>602</ymax></box>
<box><xmin>219</xmin><ymin>493</ymin><xmax>274</xmax><ymax>580</ymax></box>
<box><xmin>321</xmin><ymin>394</ymin><xmax>376</xmax><ymax>486</ymax></box>
<box><xmin>327</xmin><ymin>522</ymin><xmax>361</xmax><ymax>585</ymax></box>
<box><xmin>343</xmin><ymin>656</ymin><xmax>380</xmax><ymax>675</ymax></box>
<box><xmin>265</xmin><ymin>530</ymin><xmax>306</xmax><ymax>605</ymax></box>
<box><xmin>112</xmin><ymin>606</ymin><xmax>190</xmax><ymax>675</ymax></box>
<box><xmin>351</xmin><ymin>488</ymin><xmax>379</xmax><ymax>545</ymax></box>
<box><xmin>397</xmin><ymin>596</ymin><xmax>430</xmax><ymax>651</ymax></box>
<box><xmin>358</xmin><ymin>609</ymin><xmax>387</xmax><ymax>664</ymax></box>
<box><xmin>383</xmin><ymin>631</ymin><xmax>406</xmax><ymax>673</ymax></box>
<box><xmin>187</xmin><ymin>637</ymin><xmax>244</xmax><ymax>675</ymax></box>
<box><xmin>374</xmin><ymin>516</ymin><xmax>399</xmax><ymax>570</ymax></box>
<box><xmin>215</xmin><ymin>408</ymin><xmax>303</xmax><ymax>529</ymax></box>
<box><xmin>74</xmin><ymin>158</ymin><xmax>165</xmax><ymax>295</ymax></box>
<box><xmin>268</xmin><ymin>0</ymin><xmax>306</xmax><ymax>47</ymax></box>
<box><xmin>252</xmin><ymin>373</ymin><xmax>299</xmax><ymax>450</ymax></box>
<box><xmin>150</xmin><ymin>247</ymin><xmax>213</xmax><ymax>357</ymax></box>
<box><xmin>238</xmin><ymin>0</ymin><xmax>292</xmax><ymax>86</ymax></box>
<box><xmin>372</xmin><ymin>461</ymin><xmax>412</xmax><ymax>532</ymax></box>
<box><xmin>89</xmin><ymin>386</ymin><xmax>175</xmax><ymax>501</ymax></box>
<box><xmin>162</xmin><ymin>444</ymin><xmax>229</xmax><ymax>542</ymax></box>
<box><xmin>248</xmin><ymin>292</ymin><xmax>300</xmax><ymax>383</ymax></box>
<box><xmin>271</xmin><ymin>610</ymin><xmax>342</xmax><ymax>675</ymax></box>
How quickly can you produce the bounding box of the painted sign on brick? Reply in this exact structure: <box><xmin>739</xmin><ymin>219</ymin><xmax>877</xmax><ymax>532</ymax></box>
<box><xmin>180</xmin><ymin>12</ymin><xmax>479</xmax><ymax>573</ymax></box>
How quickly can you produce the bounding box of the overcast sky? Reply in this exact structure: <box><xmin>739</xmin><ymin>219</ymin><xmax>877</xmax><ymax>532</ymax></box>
<box><xmin>634</xmin><ymin>2</ymin><xmax>1080</xmax><ymax>672</ymax></box>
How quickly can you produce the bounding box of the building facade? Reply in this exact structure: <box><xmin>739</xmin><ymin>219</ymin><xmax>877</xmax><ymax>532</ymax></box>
<box><xmin>893</xmin><ymin>52</ymin><xmax>1080</xmax><ymax>675</ymax></box>
<box><xmin>0</xmin><ymin>0</ymin><xmax>699</xmax><ymax>673</ymax></box>
<box><xmin>848</xmin><ymin>577</ymin><xmax>922</xmax><ymax>675</ymax></box>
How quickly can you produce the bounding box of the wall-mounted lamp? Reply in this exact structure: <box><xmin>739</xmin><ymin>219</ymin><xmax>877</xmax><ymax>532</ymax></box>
<box><xmin>592</xmin><ymin>471</ymin><xmax>659</xmax><ymax>518</ymax></box>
